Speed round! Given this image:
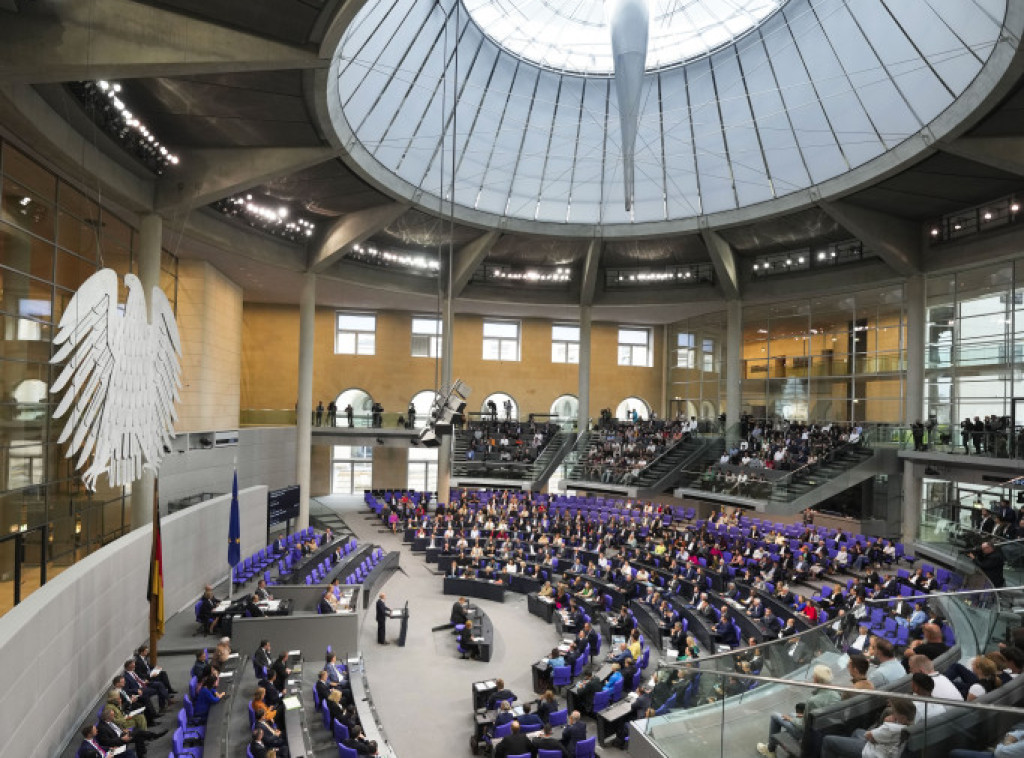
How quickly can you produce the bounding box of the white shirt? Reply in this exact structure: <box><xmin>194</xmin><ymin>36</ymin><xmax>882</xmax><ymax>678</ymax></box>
<box><xmin>929</xmin><ymin>673</ymin><xmax>965</xmax><ymax>701</ymax></box>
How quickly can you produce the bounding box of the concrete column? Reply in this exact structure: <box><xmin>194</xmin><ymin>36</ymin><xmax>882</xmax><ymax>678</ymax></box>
<box><xmin>131</xmin><ymin>213</ymin><xmax>161</xmax><ymax>528</ymax></box>
<box><xmin>578</xmin><ymin>306</ymin><xmax>592</xmax><ymax>432</ymax></box>
<box><xmin>901</xmin><ymin>460</ymin><xmax>922</xmax><ymax>546</ymax></box>
<box><xmin>296</xmin><ymin>272</ymin><xmax>316</xmax><ymax>529</ymax></box>
<box><xmin>725</xmin><ymin>299</ymin><xmax>742</xmax><ymax>445</ymax></box>
<box><xmin>436</xmin><ymin>305</ymin><xmax>454</xmax><ymax>504</ymax></box>
<box><xmin>905</xmin><ymin>274</ymin><xmax>926</xmax><ymax>425</ymax></box>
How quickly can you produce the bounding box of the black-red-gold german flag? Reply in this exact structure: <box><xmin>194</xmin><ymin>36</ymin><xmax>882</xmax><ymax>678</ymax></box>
<box><xmin>147</xmin><ymin>511</ymin><xmax>164</xmax><ymax>637</ymax></box>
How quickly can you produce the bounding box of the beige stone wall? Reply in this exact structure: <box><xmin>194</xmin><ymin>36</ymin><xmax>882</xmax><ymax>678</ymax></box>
<box><xmin>175</xmin><ymin>259</ymin><xmax>242</xmax><ymax>432</ymax></box>
<box><xmin>240</xmin><ymin>305</ymin><xmax>666</xmax><ymax>420</ymax></box>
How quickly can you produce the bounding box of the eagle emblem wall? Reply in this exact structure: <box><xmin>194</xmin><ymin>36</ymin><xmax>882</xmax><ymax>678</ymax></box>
<box><xmin>50</xmin><ymin>268</ymin><xmax>183</xmax><ymax>490</ymax></box>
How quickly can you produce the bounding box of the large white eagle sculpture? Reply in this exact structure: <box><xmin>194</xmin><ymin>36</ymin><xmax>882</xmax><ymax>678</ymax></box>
<box><xmin>50</xmin><ymin>269</ymin><xmax>182</xmax><ymax>490</ymax></box>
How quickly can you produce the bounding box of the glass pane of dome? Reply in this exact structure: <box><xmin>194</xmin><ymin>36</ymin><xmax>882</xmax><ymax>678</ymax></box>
<box><xmin>462</xmin><ymin>0</ymin><xmax>784</xmax><ymax>73</ymax></box>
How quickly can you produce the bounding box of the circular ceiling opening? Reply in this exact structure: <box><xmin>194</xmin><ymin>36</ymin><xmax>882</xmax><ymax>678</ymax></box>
<box><xmin>462</xmin><ymin>0</ymin><xmax>785</xmax><ymax>74</ymax></box>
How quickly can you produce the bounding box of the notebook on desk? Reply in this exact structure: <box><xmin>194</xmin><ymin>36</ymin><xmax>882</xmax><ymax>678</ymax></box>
<box><xmin>282</xmin><ymin>696</ymin><xmax>302</xmax><ymax>711</ymax></box>
<box><xmin>128</xmin><ymin>708</ymin><xmax>145</xmax><ymax>718</ymax></box>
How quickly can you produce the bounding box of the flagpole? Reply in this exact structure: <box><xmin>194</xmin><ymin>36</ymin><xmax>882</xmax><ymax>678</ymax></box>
<box><xmin>150</xmin><ymin>475</ymin><xmax>161</xmax><ymax>665</ymax></box>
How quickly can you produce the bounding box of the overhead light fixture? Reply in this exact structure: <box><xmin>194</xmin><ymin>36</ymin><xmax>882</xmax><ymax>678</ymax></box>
<box><xmin>213</xmin><ymin>195</ymin><xmax>317</xmax><ymax>242</ymax></box>
<box><xmin>69</xmin><ymin>80</ymin><xmax>179</xmax><ymax>173</ymax></box>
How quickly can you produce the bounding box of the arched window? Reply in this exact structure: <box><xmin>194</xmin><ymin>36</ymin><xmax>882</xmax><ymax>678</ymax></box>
<box><xmin>13</xmin><ymin>379</ymin><xmax>47</xmax><ymax>421</ymax></box>
<box><xmin>615</xmin><ymin>396</ymin><xmax>650</xmax><ymax>421</ymax></box>
<box><xmin>333</xmin><ymin>388</ymin><xmax>374</xmax><ymax>427</ymax></box>
<box><xmin>408</xmin><ymin>390</ymin><xmax>440</xmax><ymax>429</ymax></box>
<box><xmin>700</xmin><ymin>400</ymin><xmax>717</xmax><ymax>420</ymax></box>
<box><xmin>549</xmin><ymin>394</ymin><xmax>578</xmax><ymax>422</ymax></box>
<box><xmin>481</xmin><ymin>392</ymin><xmax>518</xmax><ymax>422</ymax></box>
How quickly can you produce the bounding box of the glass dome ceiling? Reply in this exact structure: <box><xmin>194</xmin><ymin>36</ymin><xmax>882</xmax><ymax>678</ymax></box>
<box><xmin>329</xmin><ymin>0</ymin><xmax>1013</xmax><ymax>236</ymax></box>
<box><xmin>462</xmin><ymin>0</ymin><xmax>785</xmax><ymax>74</ymax></box>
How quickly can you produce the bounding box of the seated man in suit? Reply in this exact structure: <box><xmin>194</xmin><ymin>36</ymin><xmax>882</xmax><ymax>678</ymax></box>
<box><xmin>113</xmin><ymin>673</ymin><xmax>159</xmax><ymax>726</ymax></box>
<box><xmin>134</xmin><ymin>645</ymin><xmax>175</xmax><ymax>695</ymax></box>
<box><xmin>487</xmin><ymin>678</ymin><xmax>516</xmax><ymax>709</ymax></box>
<box><xmin>576</xmin><ymin>672</ymin><xmax>602</xmax><ymax>716</ymax></box>
<box><xmin>606</xmin><ymin>642</ymin><xmax>634</xmax><ymax>665</ymax></box>
<box><xmin>317</xmin><ymin>590</ymin><xmax>335</xmax><ymax>615</ymax></box>
<box><xmin>713</xmin><ymin>613</ymin><xmax>740</xmax><ymax>648</ymax></box>
<box><xmin>532</xmin><ymin>723</ymin><xmax>568</xmax><ymax>757</ymax></box>
<box><xmin>245</xmin><ymin>593</ymin><xmax>266</xmax><ymax>618</ymax></box>
<box><xmin>97</xmin><ymin>706</ymin><xmax>164</xmax><ymax>757</ymax></box>
<box><xmin>560</xmin><ymin>710</ymin><xmax>588</xmax><ymax>755</ymax></box>
<box><xmin>255</xmin><ymin>578</ymin><xmax>274</xmax><ymax>602</ymax></box>
<box><xmin>517</xmin><ymin>702</ymin><xmax>544</xmax><ymax>730</ymax></box>
<box><xmin>496</xmin><ymin>721</ymin><xmax>534</xmax><ymax>758</ymax></box>
<box><xmin>198</xmin><ymin>584</ymin><xmax>220</xmax><ymax>634</ymax></box>
<box><xmin>343</xmin><ymin>725</ymin><xmax>378</xmax><ymax>756</ymax></box>
<box><xmin>249</xmin><ymin>728</ymin><xmax>270</xmax><ymax>758</ymax></box>
<box><xmin>254</xmin><ymin>640</ymin><xmax>274</xmax><ymax>674</ymax></box>
<box><xmin>80</xmin><ymin>723</ymin><xmax>138</xmax><ymax>758</ymax></box>
<box><xmin>460</xmin><ymin>620</ymin><xmax>481</xmax><ymax>660</ymax></box>
<box><xmin>255</xmin><ymin>712</ymin><xmax>289</xmax><ymax>757</ymax></box>
<box><xmin>124</xmin><ymin>659</ymin><xmax>171</xmax><ymax>711</ymax></box>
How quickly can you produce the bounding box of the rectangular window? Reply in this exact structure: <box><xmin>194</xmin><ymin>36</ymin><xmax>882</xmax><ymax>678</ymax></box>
<box><xmin>483</xmin><ymin>319</ymin><xmax>520</xmax><ymax>361</ymax></box>
<box><xmin>411</xmin><ymin>316</ymin><xmax>442</xmax><ymax>358</ymax></box>
<box><xmin>676</xmin><ymin>331</ymin><xmax>695</xmax><ymax>369</ymax></box>
<box><xmin>702</xmin><ymin>338</ymin><xmax>716</xmax><ymax>372</ymax></box>
<box><xmin>335</xmin><ymin>312</ymin><xmax>376</xmax><ymax>355</ymax></box>
<box><xmin>619</xmin><ymin>327</ymin><xmax>652</xmax><ymax>367</ymax></box>
<box><xmin>551</xmin><ymin>323</ymin><xmax>580</xmax><ymax>364</ymax></box>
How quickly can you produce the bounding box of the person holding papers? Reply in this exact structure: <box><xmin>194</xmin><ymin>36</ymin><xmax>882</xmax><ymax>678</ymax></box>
<box><xmin>97</xmin><ymin>706</ymin><xmax>164</xmax><ymax>757</ymax></box>
<box><xmin>80</xmin><ymin>723</ymin><xmax>137</xmax><ymax>758</ymax></box>
<box><xmin>134</xmin><ymin>645</ymin><xmax>175</xmax><ymax>695</ymax></box>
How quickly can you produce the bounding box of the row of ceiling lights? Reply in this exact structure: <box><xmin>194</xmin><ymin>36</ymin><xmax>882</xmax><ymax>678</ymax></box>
<box><xmin>931</xmin><ymin>201</ymin><xmax>1020</xmax><ymax>236</ymax></box>
<box><xmin>349</xmin><ymin>243</ymin><xmax>440</xmax><ymax>271</ymax></box>
<box><xmin>70</xmin><ymin>81</ymin><xmax>179</xmax><ymax>173</ymax></box>
<box><xmin>490</xmin><ymin>266</ymin><xmax>572</xmax><ymax>282</ymax></box>
<box><xmin>214</xmin><ymin>195</ymin><xmax>316</xmax><ymax>241</ymax></box>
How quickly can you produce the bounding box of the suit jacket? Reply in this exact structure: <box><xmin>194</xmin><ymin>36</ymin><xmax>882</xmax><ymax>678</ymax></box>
<box><xmin>317</xmin><ymin>598</ymin><xmax>334</xmax><ymax>614</ymax></box>
<box><xmin>271</xmin><ymin>660</ymin><xmax>289</xmax><ymax>688</ymax></box>
<box><xmin>96</xmin><ymin>720</ymin><xmax>131</xmax><ymax>749</ymax></box>
<box><xmin>533</xmin><ymin>735</ymin><xmax>568</xmax><ymax>757</ymax></box>
<box><xmin>577</xmin><ymin>678</ymin><xmax>602</xmax><ymax>712</ymax></box>
<box><xmin>249</xmin><ymin>740</ymin><xmax>269</xmax><ymax>758</ymax></box>
<box><xmin>254</xmin><ymin>648</ymin><xmax>273</xmax><ymax>670</ymax></box>
<box><xmin>451</xmin><ymin>601</ymin><xmax>469</xmax><ymax>625</ymax></box>
<box><xmin>245</xmin><ymin>600</ymin><xmax>265</xmax><ymax>618</ymax></box>
<box><xmin>496</xmin><ymin>732</ymin><xmax>534</xmax><ymax>758</ymax></box>
<box><xmin>560</xmin><ymin>721</ymin><xmax>587</xmax><ymax>753</ymax></box>
<box><xmin>78</xmin><ymin>739</ymin><xmax>115</xmax><ymax>758</ymax></box>
<box><xmin>376</xmin><ymin>598</ymin><xmax>390</xmax><ymax>623</ymax></box>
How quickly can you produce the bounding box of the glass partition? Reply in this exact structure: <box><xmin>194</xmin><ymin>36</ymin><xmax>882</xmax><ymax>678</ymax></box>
<box><xmin>633</xmin><ymin>592</ymin><xmax>1018</xmax><ymax>758</ymax></box>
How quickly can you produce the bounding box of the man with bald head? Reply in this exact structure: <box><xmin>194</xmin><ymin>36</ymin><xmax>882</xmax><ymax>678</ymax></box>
<box><xmin>907</xmin><ymin>655</ymin><xmax>963</xmax><ymax>701</ymax></box>
<box><xmin>495</xmin><ymin>721</ymin><xmax>534</xmax><ymax>758</ymax></box>
<box><xmin>905</xmin><ymin>623</ymin><xmax>949</xmax><ymax>660</ymax></box>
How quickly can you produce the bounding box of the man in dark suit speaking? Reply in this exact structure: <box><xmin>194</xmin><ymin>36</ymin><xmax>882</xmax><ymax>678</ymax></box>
<box><xmin>376</xmin><ymin>592</ymin><xmax>391</xmax><ymax>644</ymax></box>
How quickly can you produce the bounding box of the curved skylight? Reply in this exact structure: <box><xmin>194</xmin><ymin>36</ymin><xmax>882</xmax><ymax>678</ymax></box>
<box><xmin>463</xmin><ymin>0</ymin><xmax>784</xmax><ymax>73</ymax></box>
<box><xmin>330</xmin><ymin>0</ymin><xmax>1014</xmax><ymax>235</ymax></box>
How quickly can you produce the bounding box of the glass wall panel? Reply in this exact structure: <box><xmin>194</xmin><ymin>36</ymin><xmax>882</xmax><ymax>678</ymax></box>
<box><xmin>0</xmin><ymin>138</ymin><xmax>177</xmax><ymax>612</ymax></box>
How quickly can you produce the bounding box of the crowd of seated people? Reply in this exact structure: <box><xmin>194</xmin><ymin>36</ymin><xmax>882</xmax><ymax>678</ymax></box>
<box><xmin>699</xmin><ymin>419</ymin><xmax>865</xmax><ymax>497</ymax></box>
<box><xmin>463</xmin><ymin>419</ymin><xmax>559</xmax><ymax>464</ymax></box>
<box><xmin>579</xmin><ymin>416</ymin><xmax>694</xmax><ymax>484</ymax></box>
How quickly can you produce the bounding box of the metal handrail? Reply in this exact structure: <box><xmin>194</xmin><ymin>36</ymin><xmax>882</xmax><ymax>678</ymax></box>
<box><xmin>0</xmin><ymin>523</ymin><xmax>50</xmax><ymax>607</ymax></box>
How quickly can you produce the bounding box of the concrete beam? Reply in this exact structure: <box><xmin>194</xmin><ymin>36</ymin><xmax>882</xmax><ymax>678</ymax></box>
<box><xmin>700</xmin><ymin>229</ymin><xmax>740</xmax><ymax>299</ymax></box>
<box><xmin>938</xmin><ymin>136</ymin><xmax>1024</xmax><ymax>178</ymax></box>
<box><xmin>155</xmin><ymin>147</ymin><xmax>337</xmax><ymax>212</ymax></box>
<box><xmin>308</xmin><ymin>203</ymin><xmax>410</xmax><ymax>272</ymax></box>
<box><xmin>451</xmin><ymin>231</ymin><xmax>499</xmax><ymax>297</ymax></box>
<box><xmin>579</xmin><ymin>239</ymin><xmax>602</xmax><ymax>307</ymax></box>
<box><xmin>818</xmin><ymin>200</ymin><xmax>921</xmax><ymax>276</ymax></box>
<box><xmin>0</xmin><ymin>0</ymin><xmax>322</xmax><ymax>85</ymax></box>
